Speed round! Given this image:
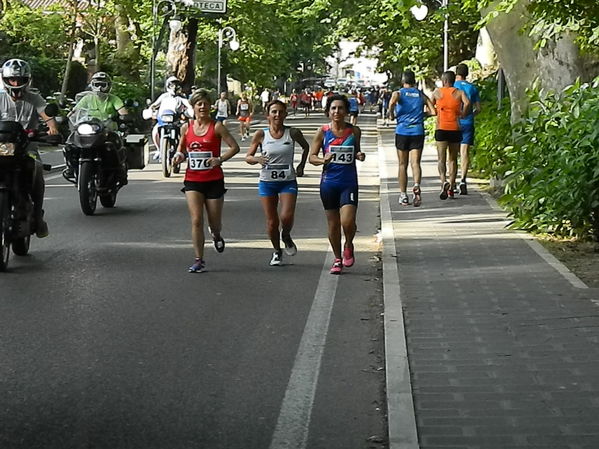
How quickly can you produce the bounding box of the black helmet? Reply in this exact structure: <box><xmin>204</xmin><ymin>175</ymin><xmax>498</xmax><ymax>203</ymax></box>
<box><xmin>1</xmin><ymin>59</ymin><xmax>32</xmax><ymax>98</ymax></box>
<box><xmin>90</xmin><ymin>72</ymin><xmax>111</xmax><ymax>93</ymax></box>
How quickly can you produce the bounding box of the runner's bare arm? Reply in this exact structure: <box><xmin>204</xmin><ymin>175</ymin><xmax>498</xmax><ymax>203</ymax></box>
<box><xmin>387</xmin><ymin>91</ymin><xmax>399</xmax><ymax>120</ymax></box>
<box><xmin>309</xmin><ymin>127</ymin><xmax>330</xmax><ymax>166</ymax></box>
<box><xmin>245</xmin><ymin>129</ymin><xmax>267</xmax><ymax>165</ymax></box>
<box><xmin>214</xmin><ymin>121</ymin><xmax>240</xmax><ymax>166</ymax></box>
<box><xmin>173</xmin><ymin>122</ymin><xmax>189</xmax><ymax>164</ymax></box>
<box><xmin>290</xmin><ymin>127</ymin><xmax>310</xmax><ymax>176</ymax></box>
<box><xmin>353</xmin><ymin>126</ymin><xmax>365</xmax><ymax>161</ymax></box>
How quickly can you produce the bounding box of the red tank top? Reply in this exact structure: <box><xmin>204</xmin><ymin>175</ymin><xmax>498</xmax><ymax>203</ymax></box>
<box><xmin>436</xmin><ymin>87</ymin><xmax>461</xmax><ymax>131</ymax></box>
<box><xmin>183</xmin><ymin>120</ymin><xmax>223</xmax><ymax>182</ymax></box>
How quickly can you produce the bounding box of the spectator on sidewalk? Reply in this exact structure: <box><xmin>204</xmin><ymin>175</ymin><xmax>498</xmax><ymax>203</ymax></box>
<box><xmin>432</xmin><ymin>70</ymin><xmax>470</xmax><ymax>200</ymax></box>
<box><xmin>454</xmin><ymin>63</ymin><xmax>481</xmax><ymax>195</ymax></box>
<box><xmin>387</xmin><ymin>70</ymin><xmax>435</xmax><ymax>207</ymax></box>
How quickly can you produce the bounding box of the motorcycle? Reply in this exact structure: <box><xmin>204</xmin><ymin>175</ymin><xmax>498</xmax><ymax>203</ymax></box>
<box><xmin>0</xmin><ymin>118</ymin><xmax>57</xmax><ymax>271</ymax></box>
<box><xmin>64</xmin><ymin>107</ymin><xmax>132</xmax><ymax>216</ymax></box>
<box><xmin>143</xmin><ymin>105</ymin><xmax>185</xmax><ymax>178</ymax></box>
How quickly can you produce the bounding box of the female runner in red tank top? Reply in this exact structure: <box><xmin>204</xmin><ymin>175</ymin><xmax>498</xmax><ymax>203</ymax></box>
<box><xmin>432</xmin><ymin>71</ymin><xmax>470</xmax><ymax>200</ymax></box>
<box><xmin>173</xmin><ymin>89</ymin><xmax>240</xmax><ymax>272</ymax></box>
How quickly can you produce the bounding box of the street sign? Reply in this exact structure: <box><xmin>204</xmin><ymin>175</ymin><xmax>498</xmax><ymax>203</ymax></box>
<box><xmin>191</xmin><ymin>0</ymin><xmax>227</xmax><ymax>14</ymax></box>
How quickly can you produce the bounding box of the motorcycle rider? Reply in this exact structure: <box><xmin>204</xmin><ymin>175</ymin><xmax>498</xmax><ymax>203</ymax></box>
<box><xmin>63</xmin><ymin>72</ymin><xmax>129</xmax><ymax>184</ymax></box>
<box><xmin>149</xmin><ymin>76</ymin><xmax>193</xmax><ymax>160</ymax></box>
<box><xmin>0</xmin><ymin>58</ymin><xmax>58</xmax><ymax>238</ymax></box>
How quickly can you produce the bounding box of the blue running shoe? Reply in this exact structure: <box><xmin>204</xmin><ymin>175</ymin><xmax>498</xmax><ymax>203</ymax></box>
<box><xmin>188</xmin><ymin>258</ymin><xmax>205</xmax><ymax>273</ymax></box>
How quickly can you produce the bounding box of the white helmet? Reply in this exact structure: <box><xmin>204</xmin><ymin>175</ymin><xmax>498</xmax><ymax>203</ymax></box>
<box><xmin>1</xmin><ymin>59</ymin><xmax>32</xmax><ymax>98</ymax></box>
<box><xmin>90</xmin><ymin>72</ymin><xmax>112</xmax><ymax>93</ymax></box>
<box><xmin>165</xmin><ymin>76</ymin><xmax>181</xmax><ymax>95</ymax></box>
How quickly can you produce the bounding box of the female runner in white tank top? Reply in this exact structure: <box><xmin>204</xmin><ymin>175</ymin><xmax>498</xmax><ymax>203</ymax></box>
<box><xmin>245</xmin><ymin>100</ymin><xmax>310</xmax><ymax>266</ymax></box>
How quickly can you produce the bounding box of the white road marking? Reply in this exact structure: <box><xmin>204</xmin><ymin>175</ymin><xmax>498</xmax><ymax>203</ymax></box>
<box><xmin>268</xmin><ymin>249</ymin><xmax>339</xmax><ymax>449</ymax></box>
<box><xmin>269</xmin><ymin>116</ymin><xmax>379</xmax><ymax>448</ymax></box>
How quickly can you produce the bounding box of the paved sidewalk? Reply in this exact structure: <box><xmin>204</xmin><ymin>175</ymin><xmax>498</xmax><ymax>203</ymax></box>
<box><xmin>378</xmin><ymin>127</ymin><xmax>599</xmax><ymax>449</ymax></box>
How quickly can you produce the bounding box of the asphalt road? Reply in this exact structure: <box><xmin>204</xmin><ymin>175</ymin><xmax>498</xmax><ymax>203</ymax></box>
<box><xmin>0</xmin><ymin>112</ymin><xmax>387</xmax><ymax>449</ymax></box>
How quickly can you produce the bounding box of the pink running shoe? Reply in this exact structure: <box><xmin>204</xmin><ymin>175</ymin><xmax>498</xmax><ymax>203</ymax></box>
<box><xmin>330</xmin><ymin>259</ymin><xmax>343</xmax><ymax>275</ymax></box>
<box><xmin>342</xmin><ymin>247</ymin><xmax>355</xmax><ymax>267</ymax></box>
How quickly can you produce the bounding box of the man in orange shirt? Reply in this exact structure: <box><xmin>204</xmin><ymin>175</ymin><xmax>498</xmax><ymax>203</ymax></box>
<box><xmin>432</xmin><ymin>71</ymin><xmax>470</xmax><ymax>200</ymax></box>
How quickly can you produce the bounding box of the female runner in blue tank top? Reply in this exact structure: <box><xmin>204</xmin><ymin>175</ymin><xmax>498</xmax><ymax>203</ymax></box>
<box><xmin>387</xmin><ymin>70</ymin><xmax>435</xmax><ymax>207</ymax></box>
<box><xmin>245</xmin><ymin>100</ymin><xmax>310</xmax><ymax>266</ymax></box>
<box><xmin>309</xmin><ymin>94</ymin><xmax>365</xmax><ymax>275</ymax></box>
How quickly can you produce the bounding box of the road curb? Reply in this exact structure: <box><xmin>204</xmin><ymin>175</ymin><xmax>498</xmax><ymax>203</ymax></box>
<box><xmin>377</xmin><ymin>129</ymin><xmax>420</xmax><ymax>449</ymax></box>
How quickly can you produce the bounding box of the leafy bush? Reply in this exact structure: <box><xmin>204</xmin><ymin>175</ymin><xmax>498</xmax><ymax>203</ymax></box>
<box><xmin>500</xmin><ymin>78</ymin><xmax>599</xmax><ymax>239</ymax></box>
<box><xmin>469</xmin><ymin>76</ymin><xmax>513</xmax><ymax>178</ymax></box>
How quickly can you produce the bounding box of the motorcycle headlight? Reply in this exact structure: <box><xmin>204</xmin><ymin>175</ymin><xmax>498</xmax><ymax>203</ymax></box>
<box><xmin>161</xmin><ymin>114</ymin><xmax>175</xmax><ymax>123</ymax></box>
<box><xmin>0</xmin><ymin>142</ymin><xmax>16</xmax><ymax>156</ymax></box>
<box><xmin>77</xmin><ymin>123</ymin><xmax>99</xmax><ymax>135</ymax></box>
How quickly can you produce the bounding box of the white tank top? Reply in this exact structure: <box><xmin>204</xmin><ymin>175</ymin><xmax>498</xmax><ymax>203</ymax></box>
<box><xmin>259</xmin><ymin>127</ymin><xmax>296</xmax><ymax>182</ymax></box>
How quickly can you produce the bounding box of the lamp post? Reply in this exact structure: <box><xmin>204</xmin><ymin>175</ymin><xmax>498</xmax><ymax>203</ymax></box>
<box><xmin>411</xmin><ymin>0</ymin><xmax>449</xmax><ymax>71</ymax></box>
<box><xmin>217</xmin><ymin>26</ymin><xmax>239</xmax><ymax>96</ymax></box>
<box><xmin>150</xmin><ymin>0</ymin><xmax>182</xmax><ymax>101</ymax></box>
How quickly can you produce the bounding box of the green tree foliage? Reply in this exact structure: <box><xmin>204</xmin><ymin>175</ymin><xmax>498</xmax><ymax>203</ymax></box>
<box><xmin>527</xmin><ymin>0</ymin><xmax>599</xmax><ymax>53</ymax></box>
<box><xmin>500</xmin><ymin>79</ymin><xmax>599</xmax><ymax>239</ymax></box>
<box><xmin>0</xmin><ymin>3</ymin><xmax>69</xmax><ymax>59</ymax></box>
<box><xmin>340</xmin><ymin>0</ymin><xmax>480</xmax><ymax>82</ymax></box>
<box><xmin>471</xmin><ymin>0</ymin><xmax>599</xmax><ymax>54</ymax></box>
<box><xmin>473</xmin><ymin>75</ymin><xmax>599</xmax><ymax>240</ymax></box>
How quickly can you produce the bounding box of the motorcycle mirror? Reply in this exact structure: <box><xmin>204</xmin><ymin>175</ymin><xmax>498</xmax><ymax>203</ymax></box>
<box><xmin>44</xmin><ymin>103</ymin><xmax>59</xmax><ymax>117</ymax></box>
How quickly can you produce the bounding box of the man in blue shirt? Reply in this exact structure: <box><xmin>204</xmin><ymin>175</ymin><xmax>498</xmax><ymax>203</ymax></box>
<box><xmin>454</xmin><ymin>63</ymin><xmax>481</xmax><ymax>195</ymax></box>
<box><xmin>387</xmin><ymin>70</ymin><xmax>435</xmax><ymax>207</ymax></box>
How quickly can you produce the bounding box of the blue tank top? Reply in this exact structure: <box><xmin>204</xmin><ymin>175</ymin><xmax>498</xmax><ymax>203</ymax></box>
<box><xmin>320</xmin><ymin>123</ymin><xmax>358</xmax><ymax>185</ymax></box>
<box><xmin>348</xmin><ymin>97</ymin><xmax>359</xmax><ymax>112</ymax></box>
<box><xmin>395</xmin><ymin>87</ymin><xmax>425</xmax><ymax>136</ymax></box>
<box><xmin>454</xmin><ymin>80</ymin><xmax>480</xmax><ymax>126</ymax></box>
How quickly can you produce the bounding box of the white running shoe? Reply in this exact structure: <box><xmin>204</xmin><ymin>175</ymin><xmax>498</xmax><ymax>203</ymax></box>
<box><xmin>270</xmin><ymin>250</ymin><xmax>283</xmax><ymax>266</ymax></box>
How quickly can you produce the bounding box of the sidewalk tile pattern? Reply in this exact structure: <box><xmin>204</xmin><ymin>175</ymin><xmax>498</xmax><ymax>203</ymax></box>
<box><xmin>381</xmin><ymin>129</ymin><xmax>599</xmax><ymax>449</ymax></box>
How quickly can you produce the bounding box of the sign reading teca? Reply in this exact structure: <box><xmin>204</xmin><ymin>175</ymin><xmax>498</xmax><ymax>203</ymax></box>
<box><xmin>192</xmin><ymin>0</ymin><xmax>227</xmax><ymax>13</ymax></box>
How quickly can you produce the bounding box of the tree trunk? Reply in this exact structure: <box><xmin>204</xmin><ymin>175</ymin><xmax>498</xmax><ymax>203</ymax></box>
<box><xmin>484</xmin><ymin>0</ymin><xmax>599</xmax><ymax>122</ymax></box>
<box><xmin>166</xmin><ymin>18</ymin><xmax>198</xmax><ymax>93</ymax></box>
<box><xmin>60</xmin><ymin>0</ymin><xmax>79</xmax><ymax>96</ymax></box>
<box><xmin>115</xmin><ymin>4</ymin><xmax>131</xmax><ymax>52</ymax></box>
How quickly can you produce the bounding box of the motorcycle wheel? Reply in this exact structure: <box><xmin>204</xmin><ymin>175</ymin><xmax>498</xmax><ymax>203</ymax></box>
<box><xmin>79</xmin><ymin>161</ymin><xmax>98</xmax><ymax>216</ymax></box>
<box><xmin>161</xmin><ymin>136</ymin><xmax>172</xmax><ymax>178</ymax></box>
<box><xmin>0</xmin><ymin>191</ymin><xmax>11</xmax><ymax>271</ymax></box>
<box><xmin>12</xmin><ymin>236</ymin><xmax>30</xmax><ymax>256</ymax></box>
<box><xmin>100</xmin><ymin>189</ymin><xmax>117</xmax><ymax>208</ymax></box>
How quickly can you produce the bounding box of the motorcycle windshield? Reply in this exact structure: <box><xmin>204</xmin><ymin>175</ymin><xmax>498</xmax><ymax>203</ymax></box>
<box><xmin>69</xmin><ymin>93</ymin><xmax>117</xmax><ymax>131</ymax></box>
